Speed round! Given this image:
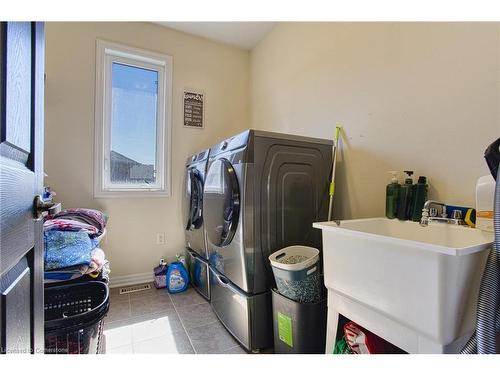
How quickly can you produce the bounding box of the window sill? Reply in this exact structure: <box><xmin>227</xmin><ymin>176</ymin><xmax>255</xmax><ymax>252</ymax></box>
<box><xmin>94</xmin><ymin>189</ymin><xmax>171</xmax><ymax>199</ymax></box>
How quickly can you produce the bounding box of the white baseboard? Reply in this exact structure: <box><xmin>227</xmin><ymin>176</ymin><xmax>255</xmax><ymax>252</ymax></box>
<box><xmin>109</xmin><ymin>272</ymin><xmax>154</xmax><ymax>288</ymax></box>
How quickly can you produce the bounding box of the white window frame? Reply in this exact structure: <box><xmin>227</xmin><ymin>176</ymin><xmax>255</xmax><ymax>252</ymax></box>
<box><xmin>94</xmin><ymin>39</ymin><xmax>172</xmax><ymax>198</ymax></box>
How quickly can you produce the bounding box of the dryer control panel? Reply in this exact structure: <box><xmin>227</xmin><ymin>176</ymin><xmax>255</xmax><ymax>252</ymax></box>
<box><xmin>210</xmin><ymin>130</ymin><xmax>251</xmax><ymax>157</ymax></box>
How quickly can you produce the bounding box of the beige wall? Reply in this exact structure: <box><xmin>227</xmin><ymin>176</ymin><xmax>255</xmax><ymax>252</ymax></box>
<box><xmin>45</xmin><ymin>22</ymin><xmax>250</xmax><ymax>279</ymax></box>
<box><xmin>251</xmin><ymin>22</ymin><xmax>500</xmax><ymax>220</ymax></box>
<box><xmin>46</xmin><ymin>22</ymin><xmax>500</xmax><ymax>281</ymax></box>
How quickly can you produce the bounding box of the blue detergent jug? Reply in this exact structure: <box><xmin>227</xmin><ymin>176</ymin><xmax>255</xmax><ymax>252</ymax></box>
<box><xmin>166</xmin><ymin>261</ymin><xmax>189</xmax><ymax>293</ymax></box>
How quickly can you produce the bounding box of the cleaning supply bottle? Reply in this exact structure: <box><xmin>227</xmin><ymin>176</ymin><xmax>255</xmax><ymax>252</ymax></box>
<box><xmin>397</xmin><ymin>171</ymin><xmax>415</xmax><ymax>220</ymax></box>
<box><xmin>411</xmin><ymin>176</ymin><xmax>428</xmax><ymax>222</ymax></box>
<box><xmin>153</xmin><ymin>259</ymin><xmax>168</xmax><ymax>289</ymax></box>
<box><xmin>175</xmin><ymin>254</ymin><xmax>187</xmax><ymax>269</ymax></box>
<box><xmin>166</xmin><ymin>261</ymin><xmax>189</xmax><ymax>294</ymax></box>
<box><xmin>386</xmin><ymin>171</ymin><xmax>400</xmax><ymax>219</ymax></box>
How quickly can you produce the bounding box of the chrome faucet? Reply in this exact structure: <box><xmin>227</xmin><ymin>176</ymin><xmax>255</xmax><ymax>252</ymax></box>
<box><xmin>420</xmin><ymin>200</ymin><xmax>466</xmax><ymax>226</ymax></box>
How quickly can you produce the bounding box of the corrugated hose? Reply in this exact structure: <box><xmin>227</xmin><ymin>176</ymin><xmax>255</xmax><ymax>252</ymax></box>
<box><xmin>461</xmin><ymin>145</ymin><xmax>500</xmax><ymax>354</ymax></box>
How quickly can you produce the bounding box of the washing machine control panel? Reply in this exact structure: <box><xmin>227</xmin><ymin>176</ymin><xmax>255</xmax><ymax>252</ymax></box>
<box><xmin>187</xmin><ymin>149</ymin><xmax>210</xmax><ymax>165</ymax></box>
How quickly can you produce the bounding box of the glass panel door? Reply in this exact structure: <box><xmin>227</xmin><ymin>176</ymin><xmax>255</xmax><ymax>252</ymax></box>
<box><xmin>203</xmin><ymin>158</ymin><xmax>240</xmax><ymax>247</ymax></box>
<box><xmin>184</xmin><ymin>168</ymin><xmax>204</xmax><ymax>230</ymax></box>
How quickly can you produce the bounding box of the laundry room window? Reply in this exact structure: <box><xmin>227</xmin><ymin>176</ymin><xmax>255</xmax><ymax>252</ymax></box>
<box><xmin>94</xmin><ymin>40</ymin><xmax>172</xmax><ymax>197</ymax></box>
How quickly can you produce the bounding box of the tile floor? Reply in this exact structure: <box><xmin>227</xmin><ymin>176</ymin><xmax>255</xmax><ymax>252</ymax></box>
<box><xmin>103</xmin><ymin>284</ymin><xmax>248</xmax><ymax>354</ymax></box>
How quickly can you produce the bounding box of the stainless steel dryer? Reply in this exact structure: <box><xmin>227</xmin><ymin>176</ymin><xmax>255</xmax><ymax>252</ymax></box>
<box><xmin>183</xmin><ymin>149</ymin><xmax>210</xmax><ymax>300</ymax></box>
<box><xmin>203</xmin><ymin>129</ymin><xmax>332</xmax><ymax>351</ymax></box>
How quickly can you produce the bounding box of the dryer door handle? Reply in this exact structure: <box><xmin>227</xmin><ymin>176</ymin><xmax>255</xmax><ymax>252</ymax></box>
<box><xmin>190</xmin><ymin>251</ymin><xmax>208</xmax><ymax>265</ymax></box>
<box><xmin>212</xmin><ymin>268</ymin><xmax>246</xmax><ymax>296</ymax></box>
<box><xmin>213</xmin><ymin>269</ymin><xmax>229</xmax><ymax>285</ymax></box>
<box><xmin>217</xmin><ymin>274</ymin><xmax>230</xmax><ymax>285</ymax></box>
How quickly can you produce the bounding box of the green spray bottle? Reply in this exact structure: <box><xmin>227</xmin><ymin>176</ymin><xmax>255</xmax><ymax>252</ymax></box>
<box><xmin>386</xmin><ymin>171</ymin><xmax>400</xmax><ymax>219</ymax></box>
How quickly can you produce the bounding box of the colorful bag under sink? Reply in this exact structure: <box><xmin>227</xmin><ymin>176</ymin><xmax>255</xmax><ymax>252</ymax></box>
<box><xmin>166</xmin><ymin>261</ymin><xmax>189</xmax><ymax>294</ymax></box>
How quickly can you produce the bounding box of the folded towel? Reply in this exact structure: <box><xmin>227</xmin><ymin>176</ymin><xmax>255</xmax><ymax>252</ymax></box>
<box><xmin>44</xmin><ymin>230</ymin><xmax>98</xmax><ymax>271</ymax></box>
<box><xmin>44</xmin><ymin>218</ymin><xmax>99</xmax><ymax>237</ymax></box>
<box><xmin>53</xmin><ymin>208</ymin><xmax>108</xmax><ymax>236</ymax></box>
<box><xmin>79</xmin><ymin>248</ymin><xmax>106</xmax><ymax>274</ymax></box>
<box><xmin>44</xmin><ymin>248</ymin><xmax>110</xmax><ymax>284</ymax></box>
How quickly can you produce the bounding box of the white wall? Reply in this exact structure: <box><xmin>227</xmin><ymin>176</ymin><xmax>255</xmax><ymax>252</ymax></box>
<box><xmin>45</xmin><ymin>22</ymin><xmax>250</xmax><ymax>279</ymax></box>
<box><xmin>250</xmin><ymin>22</ymin><xmax>500</xmax><ymax>220</ymax></box>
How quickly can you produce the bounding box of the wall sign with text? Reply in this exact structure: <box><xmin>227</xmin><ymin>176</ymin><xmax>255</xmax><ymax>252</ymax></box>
<box><xmin>183</xmin><ymin>90</ymin><xmax>204</xmax><ymax>129</ymax></box>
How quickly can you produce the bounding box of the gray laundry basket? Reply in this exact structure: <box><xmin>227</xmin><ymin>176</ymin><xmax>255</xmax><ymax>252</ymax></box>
<box><xmin>269</xmin><ymin>246</ymin><xmax>321</xmax><ymax>303</ymax></box>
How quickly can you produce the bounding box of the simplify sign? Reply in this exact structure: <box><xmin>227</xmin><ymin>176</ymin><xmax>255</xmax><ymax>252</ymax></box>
<box><xmin>183</xmin><ymin>90</ymin><xmax>204</xmax><ymax>128</ymax></box>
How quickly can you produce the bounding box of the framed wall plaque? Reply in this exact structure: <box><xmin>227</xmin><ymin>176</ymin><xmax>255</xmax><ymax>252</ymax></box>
<box><xmin>183</xmin><ymin>89</ymin><xmax>204</xmax><ymax>129</ymax></box>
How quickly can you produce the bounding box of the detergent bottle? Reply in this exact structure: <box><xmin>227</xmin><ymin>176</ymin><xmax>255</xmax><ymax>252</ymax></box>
<box><xmin>166</xmin><ymin>261</ymin><xmax>189</xmax><ymax>294</ymax></box>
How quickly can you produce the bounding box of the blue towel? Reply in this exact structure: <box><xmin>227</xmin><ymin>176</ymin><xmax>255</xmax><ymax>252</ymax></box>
<box><xmin>44</xmin><ymin>230</ymin><xmax>98</xmax><ymax>271</ymax></box>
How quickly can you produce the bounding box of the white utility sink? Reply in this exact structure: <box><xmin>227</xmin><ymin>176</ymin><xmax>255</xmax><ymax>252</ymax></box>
<box><xmin>313</xmin><ymin>218</ymin><xmax>494</xmax><ymax>354</ymax></box>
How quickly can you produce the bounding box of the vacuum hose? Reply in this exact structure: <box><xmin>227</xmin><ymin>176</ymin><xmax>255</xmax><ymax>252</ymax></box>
<box><xmin>462</xmin><ymin>139</ymin><xmax>500</xmax><ymax>354</ymax></box>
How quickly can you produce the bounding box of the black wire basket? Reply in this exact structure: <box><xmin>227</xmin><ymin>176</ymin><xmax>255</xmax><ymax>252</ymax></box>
<box><xmin>44</xmin><ymin>281</ymin><xmax>109</xmax><ymax>354</ymax></box>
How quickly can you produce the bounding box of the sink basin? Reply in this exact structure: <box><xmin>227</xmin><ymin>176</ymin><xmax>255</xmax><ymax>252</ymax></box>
<box><xmin>315</xmin><ymin>217</ymin><xmax>493</xmax><ymax>256</ymax></box>
<box><xmin>313</xmin><ymin>218</ymin><xmax>494</xmax><ymax>353</ymax></box>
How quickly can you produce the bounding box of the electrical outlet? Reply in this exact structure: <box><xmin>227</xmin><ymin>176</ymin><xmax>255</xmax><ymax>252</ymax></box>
<box><xmin>156</xmin><ymin>233</ymin><xmax>166</xmax><ymax>245</ymax></box>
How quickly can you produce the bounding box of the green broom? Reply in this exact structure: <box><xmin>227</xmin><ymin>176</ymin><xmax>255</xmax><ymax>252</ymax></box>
<box><xmin>328</xmin><ymin>126</ymin><xmax>341</xmax><ymax>221</ymax></box>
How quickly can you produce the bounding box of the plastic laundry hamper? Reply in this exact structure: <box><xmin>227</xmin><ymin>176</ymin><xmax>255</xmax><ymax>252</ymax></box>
<box><xmin>44</xmin><ymin>281</ymin><xmax>109</xmax><ymax>354</ymax></box>
<box><xmin>269</xmin><ymin>246</ymin><xmax>321</xmax><ymax>304</ymax></box>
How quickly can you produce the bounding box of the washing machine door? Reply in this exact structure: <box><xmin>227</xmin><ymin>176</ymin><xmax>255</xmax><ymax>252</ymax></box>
<box><xmin>203</xmin><ymin>158</ymin><xmax>240</xmax><ymax>248</ymax></box>
<box><xmin>184</xmin><ymin>168</ymin><xmax>204</xmax><ymax>230</ymax></box>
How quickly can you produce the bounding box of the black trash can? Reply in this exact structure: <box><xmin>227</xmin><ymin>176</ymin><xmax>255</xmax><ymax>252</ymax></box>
<box><xmin>44</xmin><ymin>281</ymin><xmax>109</xmax><ymax>354</ymax></box>
<box><xmin>272</xmin><ymin>288</ymin><xmax>327</xmax><ymax>354</ymax></box>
